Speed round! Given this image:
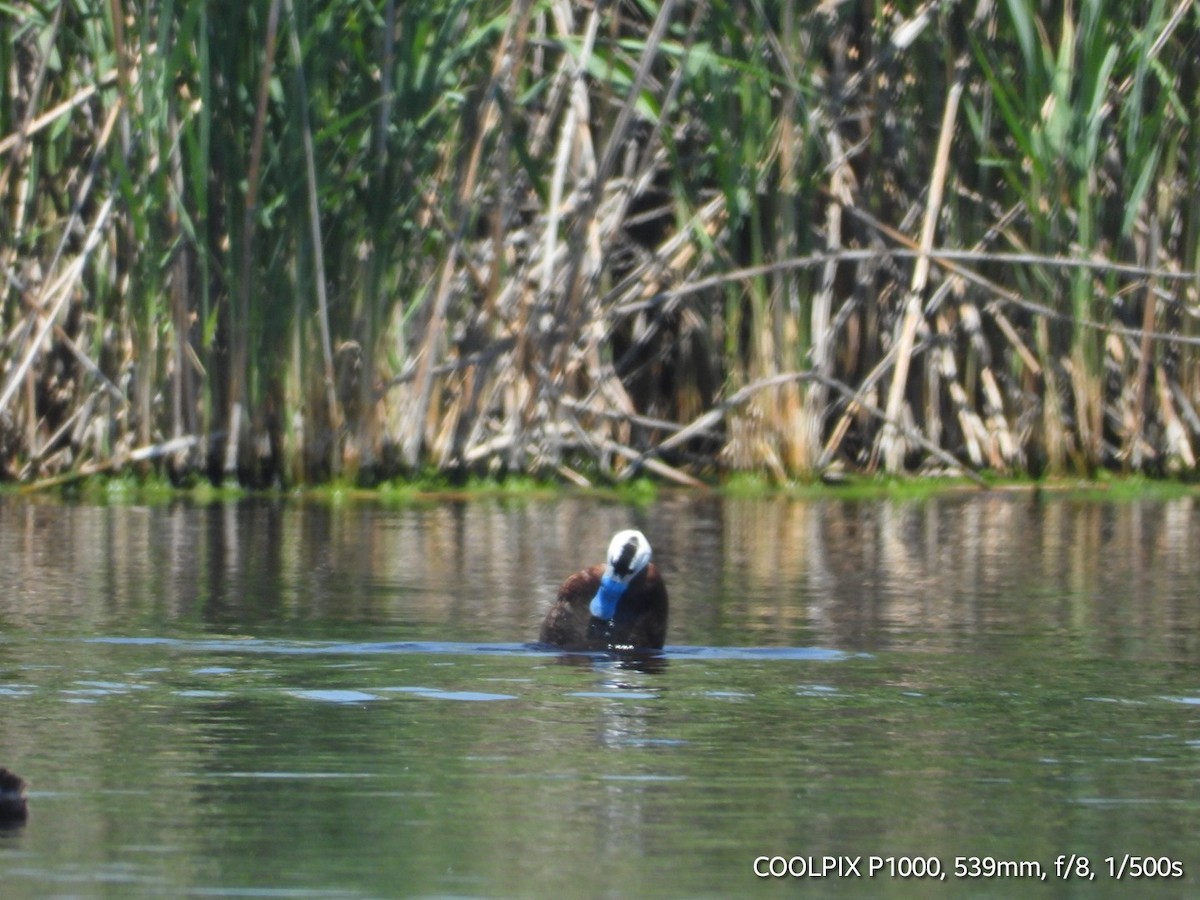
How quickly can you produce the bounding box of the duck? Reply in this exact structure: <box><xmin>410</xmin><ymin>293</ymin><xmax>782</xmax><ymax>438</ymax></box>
<box><xmin>539</xmin><ymin>529</ymin><xmax>668</xmax><ymax>650</ymax></box>
<box><xmin>0</xmin><ymin>768</ymin><xmax>27</xmax><ymax>823</ymax></box>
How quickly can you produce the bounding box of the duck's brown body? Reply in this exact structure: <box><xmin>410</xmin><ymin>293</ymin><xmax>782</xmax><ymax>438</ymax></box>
<box><xmin>0</xmin><ymin>768</ymin><xmax>27</xmax><ymax>823</ymax></box>
<box><xmin>539</xmin><ymin>563</ymin><xmax>668</xmax><ymax>650</ymax></box>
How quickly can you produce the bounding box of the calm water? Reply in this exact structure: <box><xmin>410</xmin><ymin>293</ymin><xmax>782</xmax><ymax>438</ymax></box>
<box><xmin>1</xmin><ymin>491</ymin><xmax>1199</xmax><ymax>897</ymax></box>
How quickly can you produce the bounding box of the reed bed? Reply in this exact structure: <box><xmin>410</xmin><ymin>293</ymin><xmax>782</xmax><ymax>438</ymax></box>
<box><xmin>2</xmin><ymin>0</ymin><xmax>1199</xmax><ymax>487</ymax></box>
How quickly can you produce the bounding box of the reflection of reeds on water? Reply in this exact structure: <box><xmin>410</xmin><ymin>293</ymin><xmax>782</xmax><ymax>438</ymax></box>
<box><xmin>3</xmin><ymin>3</ymin><xmax>1200</xmax><ymax>485</ymax></box>
<box><xmin>4</xmin><ymin>495</ymin><xmax>1200</xmax><ymax>654</ymax></box>
<box><xmin>0</xmin><ymin>497</ymin><xmax>671</xmax><ymax>636</ymax></box>
<box><xmin>710</xmin><ymin>493</ymin><xmax>1200</xmax><ymax>652</ymax></box>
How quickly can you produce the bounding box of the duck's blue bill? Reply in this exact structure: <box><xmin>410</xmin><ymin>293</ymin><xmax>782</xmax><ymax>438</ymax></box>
<box><xmin>589</xmin><ymin>575</ymin><xmax>627</xmax><ymax>621</ymax></box>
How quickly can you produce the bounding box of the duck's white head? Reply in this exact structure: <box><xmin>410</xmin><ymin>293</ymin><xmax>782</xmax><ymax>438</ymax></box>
<box><xmin>589</xmin><ymin>530</ymin><xmax>652</xmax><ymax>621</ymax></box>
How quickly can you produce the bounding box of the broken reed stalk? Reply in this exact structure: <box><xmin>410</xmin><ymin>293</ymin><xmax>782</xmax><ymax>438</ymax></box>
<box><xmin>0</xmin><ymin>196</ymin><xmax>115</xmax><ymax>413</ymax></box>
<box><xmin>22</xmin><ymin>434</ymin><xmax>204</xmax><ymax>491</ymax></box>
<box><xmin>541</xmin><ymin>2</ymin><xmax>600</xmax><ymax>303</ymax></box>
<box><xmin>1128</xmin><ymin>211</ymin><xmax>1160</xmax><ymax>469</ymax></box>
<box><xmin>881</xmin><ymin>76</ymin><xmax>962</xmax><ymax>473</ymax></box>
<box><xmin>633</xmin><ymin>369</ymin><xmax>989</xmax><ymax>489</ymax></box>
<box><xmin>402</xmin><ymin>1</ymin><xmax>534</xmax><ymax>470</ymax></box>
<box><xmin>0</xmin><ymin>2</ymin><xmax>62</xmax><ymax>201</ymax></box>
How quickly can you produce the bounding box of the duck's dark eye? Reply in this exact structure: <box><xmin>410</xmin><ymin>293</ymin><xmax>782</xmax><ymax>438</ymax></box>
<box><xmin>612</xmin><ymin>539</ymin><xmax>638</xmax><ymax>577</ymax></box>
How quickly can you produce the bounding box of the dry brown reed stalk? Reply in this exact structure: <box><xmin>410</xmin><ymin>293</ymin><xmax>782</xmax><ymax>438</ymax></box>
<box><xmin>22</xmin><ymin>434</ymin><xmax>202</xmax><ymax>491</ymax></box>
<box><xmin>801</xmin><ymin>127</ymin><xmax>849</xmax><ymax>478</ymax></box>
<box><xmin>538</xmin><ymin>0</ymin><xmax>682</xmax><ymax>474</ymax></box>
<box><xmin>881</xmin><ymin>76</ymin><xmax>962</xmax><ymax>473</ymax></box>
<box><xmin>413</xmin><ymin>0</ymin><xmax>717</xmax><ymax>484</ymax></box>
<box><xmin>1127</xmin><ymin>211</ymin><xmax>1161</xmax><ymax>469</ymax></box>
<box><xmin>0</xmin><ymin>78</ymin><xmax>113</xmax><ymax>158</ymax></box>
<box><xmin>0</xmin><ymin>3</ymin><xmax>62</xmax><ymax>204</ymax></box>
<box><xmin>0</xmin><ymin>195</ymin><xmax>115</xmax><ymax>414</ymax></box>
<box><xmin>401</xmin><ymin>0</ymin><xmax>537</xmax><ymax>471</ymax></box>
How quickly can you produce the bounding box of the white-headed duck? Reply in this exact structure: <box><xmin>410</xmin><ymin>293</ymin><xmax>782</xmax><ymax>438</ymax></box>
<box><xmin>539</xmin><ymin>529</ymin><xmax>668</xmax><ymax>650</ymax></box>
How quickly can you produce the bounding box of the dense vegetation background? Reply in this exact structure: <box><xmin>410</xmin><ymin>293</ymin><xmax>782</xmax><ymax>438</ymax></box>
<box><xmin>2</xmin><ymin>0</ymin><xmax>1199</xmax><ymax>487</ymax></box>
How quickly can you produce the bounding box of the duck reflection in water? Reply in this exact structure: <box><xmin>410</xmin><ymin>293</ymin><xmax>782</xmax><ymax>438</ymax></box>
<box><xmin>0</xmin><ymin>768</ymin><xmax>28</xmax><ymax>825</ymax></box>
<box><xmin>539</xmin><ymin>529</ymin><xmax>668</xmax><ymax>652</ymax></box>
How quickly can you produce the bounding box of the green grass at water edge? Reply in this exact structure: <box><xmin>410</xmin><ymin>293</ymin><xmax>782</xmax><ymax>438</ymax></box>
<box><xmin>10</xmin><ymin>468</ymin><xmax>1200</xmax><ymax>508</ymax></box>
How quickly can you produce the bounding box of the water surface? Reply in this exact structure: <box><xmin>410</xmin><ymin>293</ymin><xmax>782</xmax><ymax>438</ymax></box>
<box><xmin>1</xmin><ymin>492</ymin><xmax>1198</xmax><ymax>897</ymax></box>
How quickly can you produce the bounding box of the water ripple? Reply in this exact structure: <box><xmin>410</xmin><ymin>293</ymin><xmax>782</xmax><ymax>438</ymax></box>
<box><xmin>288</xmin><ymin>689</ymin><xmax>383</xmax><ymax>704</ymax></box>
<box><xmin>79</xmin><ymin>636</ymin><xmax>851</xmax><ymax>662</ymax></box>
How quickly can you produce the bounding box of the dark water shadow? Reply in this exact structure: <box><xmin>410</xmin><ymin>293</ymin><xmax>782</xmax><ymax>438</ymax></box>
<box><xmin>532</xmin><ymin>646</ymin><xmax>671</xmax><ymax>674</ymax></box>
